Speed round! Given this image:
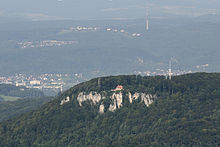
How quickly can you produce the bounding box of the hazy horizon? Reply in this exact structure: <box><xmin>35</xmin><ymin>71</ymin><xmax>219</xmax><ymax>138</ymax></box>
<box><xmin>0</xmin><ymin>0</ymin><xmax>220</xmax><ymax>90</ymax></box>
<box><xmin>1</xmin><ymin>0</ymin><xmax>220</xmax><ymax>21</ymax></box>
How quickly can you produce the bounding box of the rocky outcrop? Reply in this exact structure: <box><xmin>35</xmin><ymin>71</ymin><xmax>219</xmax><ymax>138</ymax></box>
<box><xmin>128</xmin><ymin>92</ymin><xmax>156</xmax><ymax>107</ymax></box>
<box><xmin>77</xmin><ymin>92</ymin><xmax>102</xmax><ymax>106</ymax></box>
<box><xmin>140</xmin><ymin>93</ymin><xmax>155</xmax><ymax>107</ymax></box>
<box><xmin>60</xmin><ymin>91</ymin><xmax>157</xmax><ymax>112</ymax></box>
<box><xmin>99</xmin><ymin>104</ymin><xmax>105</xmax><ymax>114</ymax></box>
<box><xmin>109</xmin><ymin>92</ymin><xmax>123</xmax><ymax>112</ymax></box>
<box><xmin>60</xmin><ymin>96</ymin><xmax>70</xmax><ymax>105</ymax></box>
<box><xmin>128</xmin><ymin>92</ymin><xmax>140</xmax><ymax>103</ymax></box>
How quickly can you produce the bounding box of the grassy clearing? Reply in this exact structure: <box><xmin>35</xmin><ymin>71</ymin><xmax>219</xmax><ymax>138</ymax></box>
<box><xmin>0</xmin><ymin>95</ymin><xmax>22</xmax><ymax>101</ymax></box>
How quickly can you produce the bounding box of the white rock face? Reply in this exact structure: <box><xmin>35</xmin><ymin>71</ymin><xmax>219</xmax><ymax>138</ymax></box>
<box><xmin>99</xmin><ymin>104</ymin><xmax>105</xmax><ymax>114</ymax></box>
<box><xmin>61</xmin><ymin>91</ymin><xmax>157</xmax><ymax>112</ymax></box>
<box><xmin>108</xmin><ymin>102</ymin><xmax>117</xmax><ymax>112</ymax></box>
<box><xmin>128</xmin><ymin>92</ymin><xmax>140</xmax><ymax>103</ymax></box>
<box><xmin>128</xmin><ymin>92</ymin><xmax>156</xmax><ymax>106</ymax></box>
<box><xmin>140</xmin><ymin>93</ymin><xmax>155</xmax><ymax>107</ymax></box>
<box><xmin>109</xmin><ymin>92</ymin><xmax>123</xmax><ymax>112</ymax></box>
<box><xmin>133</xmin><ymin>93</ymin><xmax>140</xmax><ymax>100</ymax></box>
<box><xmin>60</xmin><ymin>96</ymin><xmax>70</xmax><ymax>105</ymax></box>
<box><xmin>77</xmin><ymin>92</ymin><xmax>102</xmax><ymax>106</ymax></box>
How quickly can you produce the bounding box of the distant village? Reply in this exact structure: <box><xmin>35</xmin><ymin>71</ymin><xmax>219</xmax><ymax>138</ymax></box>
<box><xmin>59</xmin><ymin>25</ymin><xmax>143</xmax><ymax>37</ymax></box>
<box><xmin>17</xmin><ymin>25</ymin><xmax>143</xmax><ymax>49</ymax></box>
<box><xmin>0</xmin><ymin>68</ymin><xmax>195</xmax><ymax>95</ymax></box>
<box><xmin>16</xmin><ymin>24</ymin><xmax>146</xmax><ymax>49</ymax></box>
<box><xmin>18</xmin><ymin>40</ymin><xmax>78</xmax><ymax>49</ymax></box>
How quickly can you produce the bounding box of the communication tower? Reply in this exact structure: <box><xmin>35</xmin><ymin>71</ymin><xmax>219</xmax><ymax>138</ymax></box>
<box><xmin>146</xmin><ymin>7</ymin><xmax>149</xmax><ymax>31</ymax></box>
<box><xmin>168</xmin><ymin>60</ymin><xmax>172</xmax><ymax>80</ymax></box>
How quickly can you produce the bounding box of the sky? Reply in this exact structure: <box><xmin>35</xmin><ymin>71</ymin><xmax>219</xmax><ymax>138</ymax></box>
<box><xmin>0</xmin><ymin>0</ymin><xmax>220</xmax><ymax>20</ymax></box>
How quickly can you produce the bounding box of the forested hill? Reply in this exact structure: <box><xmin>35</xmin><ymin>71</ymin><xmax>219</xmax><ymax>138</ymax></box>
<box><xmin>0</xmin><ymin>73</ymin><xmax>220</xmax><ymax>146</ymax></box>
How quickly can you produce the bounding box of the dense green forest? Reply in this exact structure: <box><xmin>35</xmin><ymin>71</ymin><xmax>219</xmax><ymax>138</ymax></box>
<box><xmin>0</xmin><ymin>73</ymin><xmax>219</xmax><ymax>146</ymax></box>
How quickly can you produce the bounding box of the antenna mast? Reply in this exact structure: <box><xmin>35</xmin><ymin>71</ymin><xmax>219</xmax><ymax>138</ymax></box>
<box><xmin>146</xmin><ymin>7</ymin><xmax>149</xmax><ymax>31</ymax></box>
<box><xmin>168</xmin><ymin>60</ymin><xmax>172</xmax><ymax>80</ymax></box>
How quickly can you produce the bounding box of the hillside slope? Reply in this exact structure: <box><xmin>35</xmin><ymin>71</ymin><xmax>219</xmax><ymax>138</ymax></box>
<box><xmin>0</xmin><ymin>73</ymin><xmax>220</xmax><ymax>146</ymax></box>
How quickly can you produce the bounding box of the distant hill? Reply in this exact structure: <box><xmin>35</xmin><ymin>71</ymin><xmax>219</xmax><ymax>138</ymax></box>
<box><xmin>0</xmin><ymin>84</ymin><xmax>52</xmax><ymax>122</ymax></box>
<box><xmin>0</xmin><ymin>96</ymin><xmax>54</xmax><ymax>122</ymax></box>
<box><xmin>0</xmin><ymin>73</ymin><xmax>219</xmax><ymax>146</ymax></box>
<box><xmin>1</xmin><ymin>0</ymin><xmax>220</xmax><ymax>20</ymax></box>
<box><xmin>0</xmin><ymin>17</ymin><xmax>220</xmax><ymax>76</ymax></box>
<box><xmin>0</xmin><ymin>84</ymin><xmax>44</xmax><ymax>100</ymax></box>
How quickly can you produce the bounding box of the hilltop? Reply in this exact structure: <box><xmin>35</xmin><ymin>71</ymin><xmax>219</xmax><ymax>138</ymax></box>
<box><xmin>0</xmin><ymin>73</ymin><xmax>220</xmax><ymax>146</ymax></box>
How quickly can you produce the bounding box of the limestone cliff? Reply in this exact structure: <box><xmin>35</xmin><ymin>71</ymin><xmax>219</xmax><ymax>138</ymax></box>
<box><xmin>77</xmin><ymin>92</ymin><xmax>102</xmax><ymax>106</ymax></box>
<box><xmin>128</xmin><ymin>92</ymin><xmax>156</xmax><ymax>107</ymax></box>
<box><xmin>61</xmin><ymin>91</ymin><xmax>157</xmax><ymax>113</ymax></box>
<box><xmin>60</xmin><ymin>96</ymin><xmax>70</xmax><ymax>105</ymax></box>
<box><xmin>109</xmin><ymin>92</ymin><xmax>123</xmax><ymax>112</ymax></box>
